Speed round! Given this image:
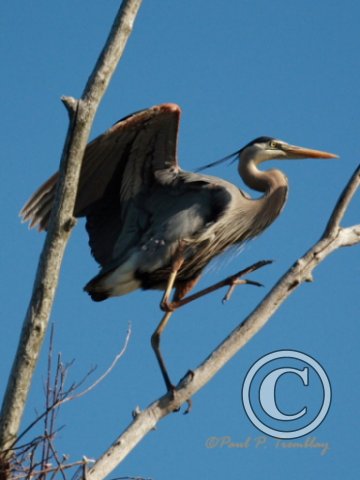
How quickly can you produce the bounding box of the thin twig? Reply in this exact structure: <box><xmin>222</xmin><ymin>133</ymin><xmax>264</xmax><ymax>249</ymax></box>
<box><xmin>40</xmin><ymin>325</ymin><xmax>56</xmax><ymax>477</ymax></box>
<box><xmin>47</xmin><ymin>438</ymin><xmax>66</xmax><ymax>480</ymax></box>
<box><xmin>66</xmin><ymin>324</ymin><xmax>131</xmax><ymax>402</ymax></box>
<box><xmin>13</xmin><ymin>459</ymin><xmax>89</xmax><ymax>479</ymax></box>
<box><xmin>7</xmin><ymin>326</ymin><xmax>131</xmax><ymax>453</ymax></box>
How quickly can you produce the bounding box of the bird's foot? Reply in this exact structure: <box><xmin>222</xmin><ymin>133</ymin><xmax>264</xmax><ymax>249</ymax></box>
<box><xmin>222</xmin><ymin>278</ymin><xmax>263</xmax><ymax>303</ymax></box>
<box><xmin>166</xmin><ymin>370</ymin><xmax>195</xmax><ymax>413</ymax></box>
<box><xmin>221</xmin><ymin>259</ymin><xmax>273</xmax><ymax>303</ymax></box>
<box><xmin>179</xmin><ymin>369</ymin><xmax>195</xmax><ymax>384</ymax></box>
<box><xmin>168</xmin><ymin>387</ymin><xmax>193</xmax><ymax>414</ymax></box>
<box><xmin>165</xmin><ymin>384</ymin><xmax>182</xmax><ymax>412</ymax></box>
<box><xmin>184</xmin><ymin>398</ymin><xmax>193</xmax><ymax>414</ymax></box>
<box><xmin>181</xmin><ymin>370</ymin><xmax>194</xmax><ymax>414</ymax></box>
<box><xmin>164</xmin><ymin>375</ymin><xmax>176</xmax><ymax>395</ymax></box>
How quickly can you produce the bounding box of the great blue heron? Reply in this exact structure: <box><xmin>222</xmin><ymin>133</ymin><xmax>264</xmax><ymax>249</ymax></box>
<box><xmin>21</xmin><ymin>103</ymin><xmax>337</xmax><ymax>391</ymax></box>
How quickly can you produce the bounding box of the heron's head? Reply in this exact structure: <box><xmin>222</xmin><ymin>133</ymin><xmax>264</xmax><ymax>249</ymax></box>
<box><xmin>196</xmin><ymin>137</ymin><xmax>338</xmax><ymax>173</ymax></box>
<box><xmin>239</xmin><ymin>137</ymin><xmax>338</xmax><ymax>165</ymax></box>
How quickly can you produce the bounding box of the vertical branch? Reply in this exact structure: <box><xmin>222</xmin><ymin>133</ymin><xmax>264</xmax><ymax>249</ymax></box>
<box><xmin>0</xmin><ymin>0</ymin><xmax>143</xmax><ymax>455</ymax></box>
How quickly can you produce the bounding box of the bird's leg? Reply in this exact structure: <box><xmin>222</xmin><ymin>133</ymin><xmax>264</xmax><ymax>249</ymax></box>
<box><xmin>160</xmin><ymin>269</ymin><xmax>181</xmax><ymax>312</ymax></box>
<box><xmin>152</xmin><ymin>242</ymin><xmax>186</xmax><ymax>392</ymax></box>
<box><xmin>152</xmin><ymin>310</ymin><xmax>194</xmax><ymax>415</ymax></box>
<box><xmin>169</xmin><ymin>260</ymin><xmax>272</xmax><ymax>309</ymax></box>
<box><xmin>151</xmin><ymin>311</ymin><xmax>175</xmax><ymax>392</ymax></box>
<box><xmin>160</xmin><ymin>242</ymin><xmax>186</xmax><ymax>312</ymax></box>
<box><xmin>152</xmin><ymin>260</ymin><xmax>270</xmax><ymax>392</ymax></box>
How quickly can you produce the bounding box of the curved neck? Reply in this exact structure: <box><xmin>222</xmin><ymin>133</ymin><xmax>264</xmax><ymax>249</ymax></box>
<box><xmin>238</xmin><ymin>156</ymin><xmax>287</xmax><ymax>194</ymax></box>
<box><xmin>236</xmin><ymin>155</ymin><xmax>289</xmax><ymax>236</ymax></box>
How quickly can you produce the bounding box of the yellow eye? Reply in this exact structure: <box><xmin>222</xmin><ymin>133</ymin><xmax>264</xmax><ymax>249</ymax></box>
<box><xmin>270</xmin><ymin>140</ymin><xmax>279</xmax><ymax>149</ymax></box>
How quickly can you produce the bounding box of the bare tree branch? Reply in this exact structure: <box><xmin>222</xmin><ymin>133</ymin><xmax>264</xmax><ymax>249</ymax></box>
<box><xmin>0</xmin><ymin>0</ymin><xmax>143</xmax><ymax>455</ymax></box>
<box><xmin>4</xmin><ymin>324</ymin><xmax>130</xmax><ymax>479</ymax></box>
<box><xmin>65</xmin><ymin>325</ymin><xmax>132</xmax><ymax>403</ymax></box>
<box><xmin>323</xmin><ymin>163</ymin><xmax>360</xmax><ymax>237</ymax></box>
<box><xmin>86</xmin><ymin>163</ymin><xmax>360</xmax><ymax>480</ymax></box>
<box><xmin>7</xmin><ymin>325</ymin><xmax>131</xmax><ymax>455</ymax></box>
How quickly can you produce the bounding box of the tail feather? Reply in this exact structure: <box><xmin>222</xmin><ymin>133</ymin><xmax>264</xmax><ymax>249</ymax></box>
<box><xmin>84</xmin><ymin>264</ymin><xmax>141</xmax><ymax>302</ymax></box>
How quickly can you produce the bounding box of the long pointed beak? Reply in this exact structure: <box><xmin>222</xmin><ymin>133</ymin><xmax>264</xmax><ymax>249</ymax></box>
<box><xmin>284</xmin><ymin>144</ymin><xmax>338</xmax><ymax>159</ymax></box>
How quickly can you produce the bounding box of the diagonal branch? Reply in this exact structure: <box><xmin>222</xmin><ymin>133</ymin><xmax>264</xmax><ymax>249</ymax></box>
<box><xmin>323</xmin><ymin>163</ymin><xmax>360</xmax><ymax>237</ymax></box>
<box><xmin>0</xmin><ymin>0</ymin><xmax>143</xmax><ymax>455</ymax></box>
<box><xmin>86</xmin><ymin>164</ymin><xmax>360</xmax><ymax>480</ymax></box>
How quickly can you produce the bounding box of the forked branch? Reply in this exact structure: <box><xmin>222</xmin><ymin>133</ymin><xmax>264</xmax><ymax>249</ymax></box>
<box><xmin>86</xmin><ymin>163</ymin><xmax>360</xmax><ymax>480</ymax></box>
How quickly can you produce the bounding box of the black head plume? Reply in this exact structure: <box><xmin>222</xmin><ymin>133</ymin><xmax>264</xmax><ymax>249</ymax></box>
<box><xmin>195</xmin><ymin>150</ymin><xmax>240</xmax><ymax>172</ymax></box>
<box><xmin>195</xmin><ymin>137</ymin><xmax>279</xmax><ymax>172</ymax></box>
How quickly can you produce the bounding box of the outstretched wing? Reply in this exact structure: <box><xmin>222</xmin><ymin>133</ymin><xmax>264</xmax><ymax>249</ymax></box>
<box><xmin>20</xmin><ymin>103</ymin><xmax>181</xmax><ymax>264</ymax></box>
<box><xmin>21</xmin><ymin>103</ymin><xmax>180</xmax><ymax>229</ymax></box>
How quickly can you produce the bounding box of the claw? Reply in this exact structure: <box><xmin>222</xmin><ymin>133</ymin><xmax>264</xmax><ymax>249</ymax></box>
<box><xmin>183</xmin><ymin>398</ymin><xmax>193</xmax><ymax>414</ymax></box>
<box><xmin>220</xmin><ymin>260</ymin><xmax>272</xmax><ymax>303</ymax></box>
<box><xmin>222</xmin><ymin>278</ymin><xmax>264</xmax><ymax>303</ymax></box>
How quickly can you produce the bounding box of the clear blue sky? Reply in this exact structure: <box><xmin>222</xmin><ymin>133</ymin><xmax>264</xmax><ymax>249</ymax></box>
<box><xmin>1</xmin><ymin>1</ymin><xmax>359</xmax><ymax>478</ymax></box>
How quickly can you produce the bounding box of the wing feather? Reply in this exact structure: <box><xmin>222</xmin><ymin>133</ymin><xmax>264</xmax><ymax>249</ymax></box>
<box><xmin>20</xmin><ymin>103</ymin><xmax>181</xmax><ymax>233</ymax></box>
